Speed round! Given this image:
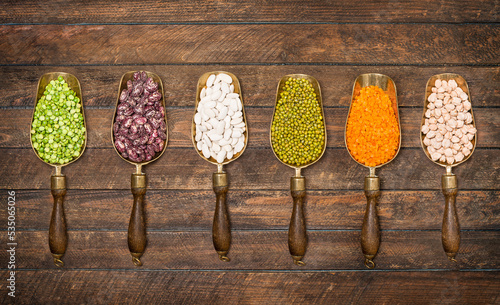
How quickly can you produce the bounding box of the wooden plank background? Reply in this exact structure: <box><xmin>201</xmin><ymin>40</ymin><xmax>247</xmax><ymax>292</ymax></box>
<box><xmin>0</xmin><ymin>1</ymin><xmax>499</xmax><ymax>304</ymax></box>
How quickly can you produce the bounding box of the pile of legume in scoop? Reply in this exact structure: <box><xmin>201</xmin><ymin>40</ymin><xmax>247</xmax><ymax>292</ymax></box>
<box><xmin>345</xmin><ymin>85</ymin><xmax>399</xmax><ymax>167</ymax></box>
<box><xmin>271</xmin><ymin>77</ymin><xmax>325</xmax><ymax>167</ymax></box>
<box><xmin>31</xmin><ymin>76</ymin><xmax>85</xmax><ymax>165</ymax></box>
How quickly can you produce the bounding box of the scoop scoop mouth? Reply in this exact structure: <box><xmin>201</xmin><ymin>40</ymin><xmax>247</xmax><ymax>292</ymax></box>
<box><xmin>420</xmin><ymin>73</ymin><xmax>476</xmax><ymax>168</ymax></box>
<box><xmin>30</xmin><ymin>72</ymin><xmax>87</xmax><ymax>167</ymax></box>
<box><xmin>270</xmin><ymin>74</ymin><xmax>327</xmax><ymax>170</ymax></box>
<box><xmin>191</xmin><ymin>71</ymin><xmax>248</xmax><ymax>166</ymax></box>
<box><xmin>111</xmin><ymin>71</ymin><xmax>168</xmax><ymax>167</ymax></box>
<box><xmin>344</xmin><ymin>73</ymin><xmax>401</xmax><ymax>169</ymax></box>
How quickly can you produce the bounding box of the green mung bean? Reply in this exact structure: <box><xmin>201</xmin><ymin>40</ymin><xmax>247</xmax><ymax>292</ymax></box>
<box><xmin>271</xmin><ymin>77</ymin><xmax>325</xmax><ymax>167</ymax></box>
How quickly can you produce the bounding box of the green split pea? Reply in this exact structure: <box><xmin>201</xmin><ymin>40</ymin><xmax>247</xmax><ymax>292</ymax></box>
<box><xmin>31</xmin><ymin>76</ymin><xmax>85</xmax><ymax>165</ymax></box>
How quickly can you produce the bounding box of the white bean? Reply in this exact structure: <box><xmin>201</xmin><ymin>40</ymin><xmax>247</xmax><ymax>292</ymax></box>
<box><xmin>224</xmin><ymin>128</ymin><xmax>232</xmax><ymax>140</ymax></box>
<box><xmin>211</xmin><ymin>90</ymin><xmax>222</xmax><ymax>101</ymax></box>
<box><xmin>221</xmin><ymin>82</ymin><xmax>229</xmax><ymax>94</ymax></box>
<box><xmin>224</xmin><ymin>116</ymin><xmax>231</xmax><ymax>129</ymax></box>
<box><xmin>232</xmin><ymin>130</ymin><xmax>242</xmax><ymax>138</ymax></box>
<box><xmin>226</xmin><ymin>93</ymin><xmax>239</xmax><ymax>99</ymax></box>
<box><xmin>202</xmin><ymin>144</ymin><xmax>211</xmax><ymax>159</ymax></box>
<box><xmin>216</xmin><ymin>150</ymin><xmax>226</xmax><ymax>163</ymax></box>
<box><xmin>218</xmin><ymin>73</ymin><xmax>233</xmax><ymax>84</ymax></box>
<box><xmin>230</xmin><ymin>99</ymin><xmax>238</xmax><ymax>112</ymax></box>
<box><xmin>206</xmin><ymin>74</ymin><xmax>216</xmax><ymax>88</ymax></box>
<box><xmin>208</xmin><ymin>118</ymin><xmax>218</xmax><ymax>128</ymax></box>
<box><xmin>202</xmin><ymin>134</ymin><xmax>211</xmax><ymax>147</ymax></box>
<box><xmin>218</xmin><ymin>138</ymin><xmax>231</xmax><ymax>146</ymax></box>
<box><xmin>212</xmin><ymin>143</ymin><xmax>221</xmax><ymax>153</ymax></box>
<box><xmin>231</xmin><ymin>117</ymin><xmax>243</xmax><ymax>125</ymax></box>
<box><xmin>234</xmin><ymin>141</ymin><xmax>244</xmax><ymax>153</ymax></box>
<box><xmin>195</xmin><ymin>131</ymin><xmax>202</xmax><ymax>142</ymax></box>
<box><xmin>216</xmin><ymin>106</ymin><xmax>227</xmax><ymax>119</ymax></box>
<box><xmin>195</xmin><ymin>72</ymin><xmax>247</xmax><ymax>163</ymax></box>
<box><xmin>208</xmin><ymin>133</ymin><xmax>223</xmax><ymax>141</ymax></box>
<box><xmin>194</xmin><ymin>113</ymin><xmax>202</xmax><ymax>125</ymax></box>
<box><xmin>205</xmin><ymin>108</ymin><xmax>215</xmax><ymax>118</ymax></box>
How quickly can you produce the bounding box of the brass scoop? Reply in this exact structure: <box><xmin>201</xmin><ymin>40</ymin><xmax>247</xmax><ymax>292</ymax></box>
<box><xmin>192</xmin><ymin>71</ymin><xmax>248</xmax><ymax>262</ymax></box>
<box><xmin>270</xmin><ymin>74</ymin><xmax>327</xmax><ymax>266</ymax></box>
<box><xmin>345</xmin><ymin>73</ymin><xmax>401</xmax><ymax>269</ymax></box>
<box><xmin>420</xmin><ymin>73</ymin><xmax>477</xmax><ymax>262</ymax></box>
<box><xmin>111</xmin><ymin>71</ymin><xmax>168</xmax><ymax>266</ymax></box>
<box><xmin>30</xmin><ymin>72</ymin><xmax>87</xmax><ymax>267</ymax></box>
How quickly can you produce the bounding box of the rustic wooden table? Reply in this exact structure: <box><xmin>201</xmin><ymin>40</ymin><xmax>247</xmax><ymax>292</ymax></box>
<box><xmin>0</xmin><ymin>1</ymin><xmax>499</xmax><ymax>304</ymax></box>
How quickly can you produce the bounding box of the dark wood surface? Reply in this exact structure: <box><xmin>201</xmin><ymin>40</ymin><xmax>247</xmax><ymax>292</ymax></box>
<box><xmin>1</xmin><ymin>0</ymin><xmax>499</xmax><ymax>23</ymax></box>
<box><xmin>1</xmin><ymin>270</ymin><xmax>498</xmax><ymax>305</ymax></box>
<box><xmin>1</xmin><ymin>66</ymin><xmax>499</xmax><ymax>108</ymax></box>
<box><xmin>0</xmin><ymin>1</ymin><xmax>498</xmax><ymax>304</ymax></box>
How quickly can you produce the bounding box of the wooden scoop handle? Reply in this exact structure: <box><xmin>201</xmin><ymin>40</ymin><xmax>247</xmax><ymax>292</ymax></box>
<box><xmin>361</xmin><ymin>176</ymin><xmax>380</xmax><ymax>269</ymax></box>
<box><xmin>442</xmin><ymin>174</ymin><xmax>460</xmax><ymax>262</ymax></box>
<box><xmin>213</xmin><ymin>172</ymin><xmax>231</xmax><ymax>262</ymax></box>
<box><xmin>289</xmin><ymin>177</ymin><xmax>307</xmax><ymax>266</ymax></box>
<box><xmin>50</xmin><ymin>175</ymin><xmax>67</xmax><ymax>267</ymax></box>
<box><xmin>128</xmin><ymin>173</ymin><xmax>147</xmax><ymax>266</ymax></box>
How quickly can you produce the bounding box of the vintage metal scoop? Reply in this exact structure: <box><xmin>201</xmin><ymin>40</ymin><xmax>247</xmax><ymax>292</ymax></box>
<box><xmin>111</xmin><ymin>71</ymin><xmax>168</xmax><ymax>266</ymax></box>
<box><xmin>192</xmin><ymin>71</ymin><xmax>248</xmax><ymax>262</ymax></box>
<box><xmin>420</xmin><ymin>73</ymin><xmax>476</xmax><ymax>262</ymax></box>
<box><xmin>345</xmin><ymin>73</ymin><xmax>401</xmax><ymax>269</ymax></box>
<box><xmin>30</xmin><ymin>72</ymin><xmax>87</xmax><ymax>267</ymax></box>
<box><xmin>270</xmin><ymin>74</ymin><xmax>327</xmax><ymax>266</ymax></box>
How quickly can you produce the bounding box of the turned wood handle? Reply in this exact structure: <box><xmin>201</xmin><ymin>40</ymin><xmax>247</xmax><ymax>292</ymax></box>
<box><xmin>361</xmin><ymin>176</ymin><xmax>380</xmax><ymax>269</ymax></box>
<box><xmin>213</xmin><ymin>172</ymin><xmax>231</xmax><ymax>262</ymax></box>
<box><xmin>128</xmin><ymin>173</ymin><xmax>147</xmax><ymax>266</ymax></box>
<box><xmin>289</xmin><ymin>176</ymin><xmax>307</xmax><ymax>266</ymax></box>
<box><xmin>442</xmin><ymin>174</ymin><xmax>460</xmax><ymax>262</ymax></box>
<box><xmin>50</xmin><ymin>175</ymin><xmax>67</xmax><ymax>267</ymax></box>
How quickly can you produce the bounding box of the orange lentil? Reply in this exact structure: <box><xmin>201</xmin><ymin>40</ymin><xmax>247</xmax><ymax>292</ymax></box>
<box><xmin>346</xmin><ymin>85</ymin><xmax>400</xmax><ymax>167</ymax></box>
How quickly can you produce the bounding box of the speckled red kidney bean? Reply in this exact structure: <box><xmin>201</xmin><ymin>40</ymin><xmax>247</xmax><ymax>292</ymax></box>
<box><xmin>113</xmin><ymin>71</ymin><xmax>166</xmax><ymax>163</ymax></box>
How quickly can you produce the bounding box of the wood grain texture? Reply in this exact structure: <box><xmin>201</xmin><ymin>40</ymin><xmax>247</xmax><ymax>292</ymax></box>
<box><xmin>2</xmin><ymin>108</ymin><xmax>499</xmax><ymax>149</ymax></box>
<box><xmin>1</xmin><ymin>148</ymin><xmax>498</xmax><ymax>190</ymax></box>
<box><xmin>1</xmin><ymin>0</ymin><xmax>499</xmax><ymax>24</ymax></box>
<box><xmin>0</xmin><ymin>1</ymin><xmax>499</xmax><ymax>303</ymax></box>
<box><xmin>2</xmin><ymin>270</ymin><xmax>499</xmax><ymax>305</ymax></box>
<box><xmin>1</xmin><ymin>190</ymin><xmax>497</xmax><ymax>231</ymax></box>
<box><xmin>1</xmin><ymin>65</ymin><xmax>498</xmax><ymax>107</ymax></box>
<box><xmin>3</xmin><ymin>230</ymin><xmax>499</xmax><ymax>270</ymax></box>
<box><xmin>1</xmin><ymin>24</ymin><xmax>499</xmax><ymax>65</ymax></box>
